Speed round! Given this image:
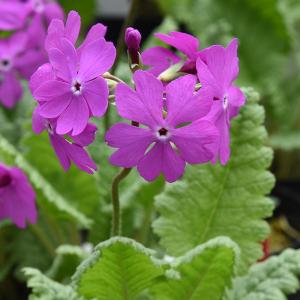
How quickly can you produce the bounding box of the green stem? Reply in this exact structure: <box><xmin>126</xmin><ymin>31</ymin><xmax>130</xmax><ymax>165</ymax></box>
<box><xmin>111</xmin><ymin>168</ymin><xmax>131</xmax><ymax>236</ymax></box>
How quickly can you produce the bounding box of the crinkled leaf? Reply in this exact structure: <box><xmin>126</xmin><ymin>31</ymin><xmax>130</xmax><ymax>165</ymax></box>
<box><xmin>151</xmin><ymin>237</ymin><xmax>240</xmax><ymax>300</ymax></box>
<box><xmin>72</xmin><ymin>237</ymin><xmax>164</xmax><ymax>300</ymax></box>
<box><xmin>226</xmin><ymin>249</ymin><xmax>300</xmax><ymax>300</ymax></box>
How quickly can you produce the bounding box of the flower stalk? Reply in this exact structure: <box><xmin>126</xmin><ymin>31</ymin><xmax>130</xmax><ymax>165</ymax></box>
<box><xmin>111</xmin><ymin>167</ymin><xmax>132</xmax><ymax>236</ymax></box>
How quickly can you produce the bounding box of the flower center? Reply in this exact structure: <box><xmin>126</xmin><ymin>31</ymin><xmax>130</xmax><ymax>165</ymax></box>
<box><xmin>0</xmin><ymin>171</ymin><xmax>12</xmax><ymax>188</ymax></box>
<box><xmin>158</xmin><ymin>128</ymin><xmax>168</xmax><ymax>136</ymax></box>
<box><xmin>156</xmin><ymin>127</ymin><xmax>170</xmax><ymax>141</ymax></box>
<box><xmin>0</xmin><ymin>58</ymin><xmax>12</xmax><ymax>72</ymax></box>
<box><xmin>71</xmin><ymin>80</ymin><xmax>83</xmax><ymax>96</ymax></box>
<box><xmin>223</xmin><ymin>96</ymin><xmax>228</xmax><ymax>110</ymax></box>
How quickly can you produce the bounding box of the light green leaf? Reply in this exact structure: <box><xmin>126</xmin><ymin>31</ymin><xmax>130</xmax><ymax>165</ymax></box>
<box><xmin>72</xmin><ymin>237</ymin><xmax>164</xmax><ymax>300</ymax></box>
<box><xmin>0</xmin><ymin>133</ymin><xmax>91</xmax><ymax>227</ymax></box>
<box><xmin>151</xmin><ymin>237</ymin><xmax>240</xmax><ymax>300</ymax></box>
<box><xmin>24</xmin><ymin>268</ymin><xmax>82</xmax><ymax>300</ymax></box>
<box><xmin>153</xmin><ymin>88</ymin><xmax>275</xmax><ymax>272</ymax></box>
<box><xmin>226</xmin><ymin>249</ymin><xmax>300</xmax><ymax>300</ymax></box>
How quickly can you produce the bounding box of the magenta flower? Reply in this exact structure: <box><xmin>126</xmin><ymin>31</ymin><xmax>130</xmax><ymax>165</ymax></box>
<box><xmin>142</xmin><ymin>31</ymin><xmax>201</xmax><ymax>75</ymax></box>
<box><xmin>0</xmin><ymin>1</ymin><xmax>29</xmax><ymax>30</ymax></box>
<box><xmin>105</xmin><ymin>71</ymin><xmax>219</xmax><ymax>182</ymax></box>
<box><xmin>0</xmin><ymin>32</ymin><xmax>42</xmax><ymax>108</ymax></box>
<box><xmin>196</xmin><ymin>38</ymin><xmax>246</xmax><ymax>165</ymax></box>
<box><xmin>142</xmin><ymin>46</ymin><xmax>180</xmax><ymax>77</ymax></box>
<box><xmin>32</xmin><ymin>32</ymin><xmax>116</xmax><ymax>135</ymax></box>
<box><xmin>32</xmin><ymin>108</ymin><xmax>97</xmax><ymax>174</ymax></box>
<box><xmin>45</xmin><ymin>10</ymin><xmax>107</xmax><ymax>55</ymax></box>
<box><xmin>0</xmin><ymin>164</ymin><xmax>37</xmax><ymax>228</ymax></box>
<box><xmin>125</xmin><ymin>27</ymin><xmax>141</xmax><ymax>64</ymax></box>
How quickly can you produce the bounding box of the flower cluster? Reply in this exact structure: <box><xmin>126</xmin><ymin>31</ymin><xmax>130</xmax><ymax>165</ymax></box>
<box><xmin>28</xmin><ymin>12</ymin><xmax>244</xmax><ymax>181</ymax></box>
<box><xmin>30</xmin><ymin>11</ymin><xmax>116</xmax><ymax>173</ymax></box>
<box><xmin>0</xmin><ymin>0</ymin><xmax>63</xmax><ymax>108</ymax></box>
<box><xmin>106</xmin><ymin>31</ymin><xmax>245</xmax><ymax>182</ymax></box>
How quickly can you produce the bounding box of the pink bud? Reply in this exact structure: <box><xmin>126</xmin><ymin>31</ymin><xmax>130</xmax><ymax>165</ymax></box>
<box><xmin>125</xmin><ymin>27</ymin><xmax>141</xmax><ymax>64</ymax></box>
<box><xmin>125</xmin><ymin>27</ymin><xmax>141</xmax><ymax>52</ymax></box>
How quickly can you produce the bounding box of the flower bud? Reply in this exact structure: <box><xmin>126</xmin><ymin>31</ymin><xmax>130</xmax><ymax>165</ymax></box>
<box><xmin>125</xmin><ymin>27</ymin><xmax>141</xmax><ymax>65</ymax></box>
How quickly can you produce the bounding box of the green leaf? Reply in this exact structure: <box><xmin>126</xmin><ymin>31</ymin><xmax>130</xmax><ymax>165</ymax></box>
<box><xmin>151</xmin><ymin>237</ymin><xmax>239</xmax><ymax>300</ymax></box>
<box><xmin>46</xmin><ymin>245</ymin><xmax>89</xmax><ymax>283</ymax></box>
<box><xmin>153</xmin><ymin>88</ymin><xmax>275</xmax><ymax>272</ymax></box>
<box><xmin>72</xmin><ymin>237</ymin><xmax>164</xmax><ymax>300</ymax></box>
<box><xmin>0</xmin><ymin>133</ymin><xmax>91</xmax><ymax>227</ymax></box>
<box><xmin>226</xmin><ymin>249</ymin><xmax>300</xmax><ymax>300</ymax></box>
<box><xmin>24</xmin><ymin>268</ymin><xmax>82</xmax><ymax>300</ymax></box>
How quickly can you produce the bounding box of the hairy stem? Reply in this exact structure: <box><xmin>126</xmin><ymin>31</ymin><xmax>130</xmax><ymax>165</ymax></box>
<box><xmin>111</xmin><ymin>168</ymin><xmax>132</xmax><ymax>236</ymax></box>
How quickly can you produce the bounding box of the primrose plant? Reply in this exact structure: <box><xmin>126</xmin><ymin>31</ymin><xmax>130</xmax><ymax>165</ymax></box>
<box><xmin>1</xmin><ymin>7</ymin><xmax>300</xmax><ymax>300</ymax></box>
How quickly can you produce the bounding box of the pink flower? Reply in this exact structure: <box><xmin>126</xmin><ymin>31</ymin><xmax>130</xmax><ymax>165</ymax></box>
<box><xmin>32</xmin><ymin>108</ymin><xmax>97</xmax><ymax>174</ymax></box>
<box><xmin>32</xmin><ymin>22</ymin><xmax>116</xmax><ymax>135</ymax></box>
<box><xmin>105</xmin><ymin>70</ymin><xmax>219</xmax><ymax>183</ymax></box>
<box><xmin>142</xmin><ymin>31</ymin><xmax>201</xmax><ymax>75</ymax></box>
<box><xmin>0</xmin><ymin>32</ymin><xmax>41</xmax><ymax>108</ymax></box>
<box><xmin>196</xmin><ymin>38</ymin><xmax>246</xmax><ymax>165</ymax></box>
<box><xmin>0</xmin><ymin>164</ymin><xmax>37</xmax><ymax>228</ymax></box>
<box><xmin>0</xmin><ymin>1</ymin><xmax>29</xmax><ymax>30</ymax></box>
<box><xmin>45</xmin><ymin>10</ymin><xmax>107</xmax><ymax>54</ymax></box>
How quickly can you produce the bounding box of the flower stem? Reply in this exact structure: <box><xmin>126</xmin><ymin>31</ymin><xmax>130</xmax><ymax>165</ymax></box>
<box><xmin>111</xmin><ymin>168</ymin><xmax>131</xmax><ymax>236</ymax></box>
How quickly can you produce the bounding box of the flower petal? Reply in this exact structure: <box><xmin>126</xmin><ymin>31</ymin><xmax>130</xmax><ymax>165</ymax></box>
<box><xmin>49</xmin><ymin>134</ymin><xmax>71</xmax><ymax>171</ymax></box>
<box><xmin>44</xmin><ymin>2</ymin><xmax>64</xmax><ymax>24</ymax></box>
<box><xmin>32</xmin><ymin>107</ymin><xmax>46</xmax><ymax>134</ymax></box>
<box><xmin>224</xmin><ymin>38</ymin><xmax>239</xmax><ymax>87</ymax></box>
<box><xmin>66</xmin><ymin>144</ymin><xmax>97</xmax><ymax>174</ymax></box>
<box><xmin>134</xmin><ymin>70</ymin><xmax>164</xmax><ymax>125</ymax></box>
<box><xmin>72</xmin><ymin>123</ymin><xmax>97</xmax><ymax>147</ymax></box>
<box><xmin>137</xmin><ymin>142</ymin><xmax>185</xmax><ymax>182</ymax></box>
<box><xmin>64</xmin><ymin>10</ymin><xmax>81</xmax><ymax>45</ymax></box>
<box><xmin>106</xmin><ymin>123</ymin><xmax>154</xmax><ymax>168</ymax></box>
<box><xmin>196</xmin><ymin>57</ymin><xmax>223</xmax><ymax>99</ymax></box>
<box><xmin>171</xmin><ymin>120</ymin><xmax>219</xmax><ymax>164</ymax></box>
<box><xmin>166</xmin><ymin>75</ymin><xmax>213</xmax><ymax>126</ymax></box>
<box><xmin>33</xmin><ymin>80</ymin><xmax>70</xmax><ymax>101</ymax></box>
<box><xmin>39</xmin><ymin>94</ymin><xmax>72</xmax><ymax>118</ymax></box>
<box><xmin>78</xmin><ymin>38</ymin><xmax>116</xmax><ymax>81</ymax></box>
<box><xmin>29</xmin><ymin>63</ymin><xmax>55</xmax><ymax>94</ymax></box>
<box><xmin>141</xmin><ymin>46</ymin><xmax>181</xmax><ymax>76</ymax></box>
<box><xmin>45</xmin><ymin>19</ymin><xmax>64</xmax><ymax>51</ymax></box>
<box><xmin>83</xmin><ymin>76</ymin><xmax>108</xmax><ymax>117</ymax></box>
<box><xmin>155</xmin><ymin>31</ymin><xmax>199</xmax><ymax>58</ymax></box>
<box><xmin>56</xmin><ymin>96</ymin><xmax>89</xmax><ymax>136</ymax></box>
<box><xmin>0</xmin><ymin>71</ymin><xmax>23</xmax><ymax>108</ymax></box>
<box><xmin>115</xmin><ymin>82</ymin><xmax>160</xmax><ymax>127</ymax></box>
<box><xmin>77</xmin><ymin>23</ymin><xmax>107</xmax><ymax>57</ymax></box>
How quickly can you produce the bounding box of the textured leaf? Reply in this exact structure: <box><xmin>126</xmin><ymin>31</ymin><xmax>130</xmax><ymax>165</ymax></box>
<box><xmin>24</xmin><ymin>268</ymin><xmax>82</xmax><ymax>300</ymax></box>
<box><xmin>226</xmin><ymin>249</ymin><xmax>300</xmax><ymax>300</ymax></box>
<box><xmin>151</xmin><ymin>237</ymin><xmax>240</xmax><ymax>300</ymax></box>
<box><xmin>72</xmin><ymin>237</ymin><xmax>164</xmax><ymax>300</ymax></box>
<box><xmin>153</xmin><ymin>88</ymin><xmax>275</xmax><ymax>272</ymax></box>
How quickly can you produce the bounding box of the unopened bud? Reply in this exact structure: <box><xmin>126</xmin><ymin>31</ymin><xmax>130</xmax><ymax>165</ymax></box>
<box><xmin>125</xmin><ymin>27</ymin><xmax>141</xmax><ymax>65</ymax></box>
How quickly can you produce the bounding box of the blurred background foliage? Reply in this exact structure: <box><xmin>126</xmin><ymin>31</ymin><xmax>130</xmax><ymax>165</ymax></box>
<box><xmin>1</xmin><ymin>0</ymin><xmax>300</xmax><ymax>299</ymax></box>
